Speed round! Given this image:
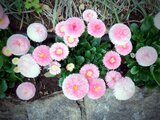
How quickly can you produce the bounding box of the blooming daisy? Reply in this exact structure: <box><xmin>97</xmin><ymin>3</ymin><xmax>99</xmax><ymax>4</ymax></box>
<box><xmin>12</xmin><ymin>57</ymin><xmax>20</xmax><ymax>65</ymax></box>
<box><xmin>80</xmin><ymin>64</ymin><xmax>100</xmax><ymax>80</ymax></box>
<box><xmin>88</xmin><ymin>78</ymin><xmax>106</xmax><ymax>99</ymax></box>
<box><xmin>87</xmin><ymin>19</ymin><xmax>106</xmax><ymax>38</ymax></box>
<box><xmin>105</xmin><ymin>71</ymin><xmax>122</xmax><ymax>89</ymax></box>
<box><xmin>27</xmin><ymin>23</ymin><xmax>48</xmax><ymax>42</ymax></box>
<box><xmin>32</xmin><ymin>45</ymin><xmax>52</xmax><ymax>66</ymax></box>
<box><xmin>2</xmin><ymin>46</ymin><xmax>12</xmax><ymax>57</ymax></box>
<box><xmin>18</xmin><ymin>54</ymin><xmax>40</xmax><ymax>78</ymax></box>
<box><xmin>154</xmin><ymin>12</ymin><xmax>160</xmax><ymax>30</ymax></box>
<box><xmin>103</xmin><ymin>51</ymin><xmax>121</xmax><ymax>70</ymax></box>
<box><xmin>7</xmin><ymin>34</ymin><xmax>30</xmax><ymax>56</ymax></box>
<box><xmin>136</xmin><ymin>46</ymin><xmax>158</xmax><ymax>67</ymax></box>
<box><xmin>115</xmin><ymin>41</ymin><xmax>133</xmax><ymax>56</ymax></box>
<box><xmin>113</xmin><ymin>77</ymin><xmax>135</xmax><ymax>100</ymax></box>
<box><xmin>62</xmin><ymin>74</ymin><xmax>89</xmax><ymax>100</ymax></box>
<box><xmin>82</xmin><ymin>9</ymin><xmax>98</xmax><ymax>22</ymax></box>
<box><xmin>63</xmin><ymin>35</ymin><xmax>79</xmax><ymax>48</ymax></box>
<box><xmin>16</xmin><ymin>82</ymin><xmax>36</xmax><ymax>100</ymax></box>
<box><xmin>0</xmin><ymin>14</ymin><xmax>10</xmax><ymax>29</ymax></box>
<box><xmin>49</xmin><ymin>61</ymin><xmax>61</xmax><ymax>75</ymax></box>
<box><xmin>109</xmin><ymin>23</ymin><xmax>131</xmax><ymax>45</ymax></box>
<box><xmin>50</xmin><ymin>42</ymin><xmax>69</xmax><ymax>61</ymax></box>
<box><xmin>64</xmin><ymin>17</ymin><xmax>85</xmax><ymax>38</ymax></box>
<box><xmin>66</xmin><ymin>63</ymin><xmax>75</xmax><ymax>72</ymax></box>
<box><xmin>55</xmin><ymin>21</ymin><xmax>65</xmax><ymax>37</ymax></box>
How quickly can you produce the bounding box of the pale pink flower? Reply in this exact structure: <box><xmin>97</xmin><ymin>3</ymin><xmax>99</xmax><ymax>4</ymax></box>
<box><xmin>16</xmin><ymin>82</ymin><xmax>36</xmax><ymax>100</ymax></box>
<box><xmin>2</xmin><ymin>46</ymin><xmax>12</xmax><ymax>56</ymax></box>
<box><xmin>103</xmin><ymin>51</ymin><xmax>121</xmax><ymax>69</ymax></box>
<box><xmin>113</xmin><ymin>77</ymin><xmax>135</xmax><ymax>100</ymax></box>
<box><xmin>109</xmin><ymin>23</ymin><xmax>131</xmax><ymax>45</ymax></box>
<box><xmin>88</xmin><ymin>78</ymin><xmax>106</xmax><ymax>99</ymax></box>
<box><xmin>87</xmin><ymin>19</ymin><xmax>106</xmax><ymax>38</ymax></box>
<box><xmin>62</xmin><ymin>74</ymin><xmax>89</xmax><ymax>100</ymax></box>
<box><xmin>50</xmin><ymin>42</ymin><xmax>69</xmax><ymax>61</ymax></box>
<box><xmin>136</xmin><ymin>46</ymin><xmax>158</xmax><ymax>67</ymax></box>
<box><xmin>0</xmin><ymin>14</ymin><xmax>10</xmax><ymax>29</ymax></box>
<box><xmin>82</xmin><ymin>9</ymin><xmax>98</xmax><ymax>22</ymax></box>
<box><xmin>18</xmin><ymin>54</ymin><xmax>40</xmax><ymax>78</ymax></box>
<box><xmin>55</xmin><ymin>21</ymin><xmax>65</xmax><ymax>37</ymax></box>
<box><xmin>27</xmin><ymin>23</ymin><xmax>48</xmax><ymax>42</ymax></box>
<box><xmin>154</xmin><ymin>12</ymin><xmax>160</xmax><ymax>30</ymax></box>
<box><xmin>7</xmin><ymin>34</ymin><xmax>30</xmax><ymax>56</ymax></box>
<box><xmin>63</xmin><ymin>35</ymin><xmax>79</xmax><ymax>48</ymax></box>
<box><xmin>80</xmin><ymin>64</ymin><xmax>100</xmax><ymax>80</ymax></box>
<box><xmin>105</xmin><ymin>71</ymin><xmax>122</xmax><ymax>89</ymax></box>
<box><xmin>49</xmin><ymin>61</ymin><xmax>61</xmax><ymax>75</ymax></box>
<box><xmin>0</xmin><ymin>4</ymin><xmax>4</xmax><ymax>18</ymax></box>
<box><xmin>64</xmin><ymin>17</ymin><xmax>85</xmax><ymax>38</ymax></box>
<box><xmin>115</xmin><ymin>41</ymin><xmax>133</xmax><ymax>56</ymax></box>
<box><xmin>33</xmin><ymin>45</ymin><xmax>52</xmax><ymax>66</ymax></box>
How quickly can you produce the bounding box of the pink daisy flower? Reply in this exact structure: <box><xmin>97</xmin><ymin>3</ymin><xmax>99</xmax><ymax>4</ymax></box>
<box><xmin>80</xmin><ymin>64</ymin><xmax>100</xmax><ymax>80</ymax></box>
<box><xmin>82</xmin><ymin>9</ymin><xmax>98</xmax><ymax>22</ymax></box>
<box><xmin>109</xmin><ymin>23</ymin><xmax>131</xmax><ymax>45</ymax></box>
<box><xmin>88</xmin><ymin>78</ymin><xmax>106</xmax><ymax>99</ymax></box>
<box><xmin>16</xmin><ymin>82</ymin><xmax>36</xmax><ymax>100</ymax></box>
<box><xmin>63</xmin><ymin>35</ymin><xmax>79</xmax><ymax>48</ymax></box>
<box><xmin>7</xmin><ymin>34</ymin><xmax>30</xmax><ymax>56</ymax></box>
<box><xmin>87</xmin><ymin>19</ymin><xmax>106</xmax><ymax>38</ymax></box>
<box><xmin>103</xmin><ymin>51</ymin><xmax>121</xmax><ymax>70</ymax></box>
<box><xmin>0</xmin><ymin>4</ymin><xmax>4</xmax><ymax>18</ymax></box>
<box><xmin>27</xmin><ymin>23</ymin><xmax>48</xmax><ymax>42</ymax></box>
<box><xmin>62</xmin><ymin>74</ymin><xmax>89</xmax><ymax>100</ymax></box>
<box><xmin>113</xmin><ymin>77</ymin><xmax>135</xmax><ymax>100</ymax></box>
<box><xmin>136</xmin><ymin>46</ymin><xmax>158</xmax><ymax>67</ymax></box>
<box><xmin>33</xmin><ymin>45</ymin><xmax>52</xmax><ymax>66</ymax></box>
<box><xmin>50</xmin><ymin>42</ymin><xmax>69</xmax><ymax>61</ymax></box>
<box><xmin>2</xmin><ymin>46</ymin><xmax>12</xmax><ymax>57</ymax></box>
<box><xmin>115</xmin><ymin>41</ymin><xmax>133</xmax><ymax>56</ymax></box>
<box><xmin>55</xmin><ymin>21</ymin><xmax>65</xmax><ymax>37</ymax></box>
<box><xmin>49</xmin><ymin>61</ymin><xmax>61</xmax><ymax>75</ymax></box>
<box><xmin>0</xmin><ymin>14</ymin><xmax>10</xmax><ymax>29</ymax></box>
<box><xmin>64</xmin><ymin>17</ymin><xmax>85</xmax><ymax>38</ymax></box>
<box><xmin>105</xmin><ymin>71</ymin><xmax>122</xmax><ymax>89</ymax></box>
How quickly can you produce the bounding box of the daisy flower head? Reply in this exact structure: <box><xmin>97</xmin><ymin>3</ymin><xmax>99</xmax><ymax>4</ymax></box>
<box><xmin>136</xmin><ymin>46</ymin><xmax>158</xmax><ymax>67</ymax></box>
<box><xmin>80</xmin><ymin>64</ymin><xmax>100</xmax><ymax>80</ymax></box>
<box><xmin>49</xmin><ymin>61</ymin><xmax>61</xmax><ymax>75</ymax></box>
<box><xmin>88</xmin><ymin>78</ymin><xmax>106</xmax><ymax>100</ymax></box>
<box><xmin>64</xmin><ymin>17</ymin><xmax>85</xmax><ymax>38</ymax></box>
<box><xmin>105</xmin><ymin>71</ymin><xmax>122</xmax><ymax>89</ymax></box>
<box><xmin>33</xmin><ymin>45</ymin><xmax>52</xmax><ymax>66</ymax></box>
<box><xmin>62</xmin><ymin>74</ymin><xmax>89</xmax><ymax>100</ymax></box>
<box><xmin>109</xmin><ymin>23</ymin><xmax>131</xmax><ymax>45</ymax></box>
<box><xmin>0</xmin><ymin>4</ymin><xmax>4</xmax><ymax>18</ymax></box>
<box><xmin>16</xmin><ymin>82</ymin><xmax>36</xmax><ymax>100</ymax></box>
<box><xmin>87</xmin><ymin>19</ymin><xmax>106</xmax><ymax>38</ymax></box>
<box><xmin>50</xmin><ymin>42</ymin><xmax>69</xmax><ymax>61</ymax></box>
<box><xmin>13</xmin><ymin>66</ymin><xmax>20</xmax><ymax>73</ymax></box>
<box><xmin>27</xmin><ymin>23</ymin><xmax>48</xmax><ymax>42</ymax></box>
<box><xmin>66</xmin><ymin>63</ymin><xmax>75</xmax><ymax>72</ymax></box>
<box><xmin>0</xmin><ymin>14</ymin><xmax>10</xmax><ymax>29</ymax></box>
<box><xmin>113</xmin><ymin>77</ymin><xmax>135</xmax><ymax>100</ymax></box>
<box><xmin>63</xmin><ymin>35</ymin><xmax>79</xmax><ymax>48</ymax></box>
<box><xmin>12</xmin><ymin>57</ymin><xmax>20</xmax><ymax>65</ymax></box>
<box><xmin>103</xmin><ymin>51</ymin><xmax>121</xmax><ymax>70</ymax></box>
<box><xmin>7</xmin><ymin>34</ymin><xmax>30</xmax><ymax>56</ymax></box>
<box><xmin>55</xmin><ymin>21</ymin><xmax>66</xmax><ymax>37</ymax></box>
<box><xmin>2</xmin><ymin>46</ymin><xmax>12</xmax><ymax>57</ymax></box>
<box><xmin>18</xmin><ymin>54</ymin><xmax>40</xmax><ymax>78</ymax></box>
<box><xmin>115</xmin><ymin>41</ymin><xmax>133</xmax><ymax>56</ymax></box>
<box><xmin>82</xmin><ymin>9</ymin><xmax>98</xmax><ymax>22</ymax></box>
<box><xmin>154</xmin><ymin>12</ymin><xmax>160</xmax><ymax>29</ymax></box>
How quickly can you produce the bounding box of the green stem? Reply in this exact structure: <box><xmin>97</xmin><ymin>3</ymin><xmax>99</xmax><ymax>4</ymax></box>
<box><xmin>52</xmin><ymin>0</ymin><xmax>59</xmax><ymax>28</ymax></box>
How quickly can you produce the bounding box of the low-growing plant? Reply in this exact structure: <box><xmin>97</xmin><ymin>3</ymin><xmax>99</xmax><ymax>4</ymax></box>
<box><xmin>25</xmin><ymin>0</ymin><xmax>42</xmax><ymax>13</ymax></box>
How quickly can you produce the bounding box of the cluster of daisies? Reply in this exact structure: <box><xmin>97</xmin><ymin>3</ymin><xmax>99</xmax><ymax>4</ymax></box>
<box><xmin>2</xmin><ymin>9</ymin><xmax>159</xmax><ymax>101</ymax></box>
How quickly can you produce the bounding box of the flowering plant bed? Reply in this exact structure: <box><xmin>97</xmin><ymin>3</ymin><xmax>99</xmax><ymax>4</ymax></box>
<box><xmin>0</xmin><ymin>5</ymin><xmax>160</xmax><ymax>101</ymax></box>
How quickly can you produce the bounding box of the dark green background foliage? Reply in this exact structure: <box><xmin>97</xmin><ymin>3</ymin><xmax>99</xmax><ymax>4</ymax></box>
<box><xmin>126</xmin><ymin>16</ymin><xmax>160</xmax><ymax>88</ymax></box>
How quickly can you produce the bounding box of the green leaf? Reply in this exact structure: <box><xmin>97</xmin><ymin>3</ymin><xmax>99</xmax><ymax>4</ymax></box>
<box><xmin>0</xmin><ymin>55</ymin><xmax>3</xmax><ymax>69</ymax></box>
<box><xmin>130</xmin><ymin>66</ymin><xmax>139</xmax><ymax>75</ymax></box>
<box><xmin>130</xmin><ymin>23</ymin><xmax>139</xmax><ymax>33</ymax></box>
<box><xmin>0</xmin><ymin>80</ymin><xmax>8</xmax><ymax>92</ymax></box>
<box><xmin>44</xmin><ymin>72</ymin><xmax>55</xmax><ymax>78</ymax></box>
<box><xmin>140</xmin><ymin>16</ymin><xmax>153</xmax><ymax>32</ymax></box>
<box><xmin>150</xmin><ymin>66</ymin><xmax>160</xmax><ymax>86</ymax></box>
<box><xmin>0</xmin><ymin>92</ymin><xmax>5</xmax><ymax>99</ymax></box>
<box><xmin>85</xmin><ymin>51</ymin><xmax>92</xmax><ymax>59</ymax></box>
<box><xmin>76</xmin><ymin>56</ymin><xmax>85</xmax><ymax>66</ymax></box>
<box><xmin>28</xmin><ymin>46</ymin><xmax>35</xmax><ymax>53</ymax></box>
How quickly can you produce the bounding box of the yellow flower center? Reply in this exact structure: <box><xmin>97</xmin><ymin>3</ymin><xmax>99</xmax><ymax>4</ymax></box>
<box><xmin>39</xmin><ymin>53</ymin><xmax>45</xmax><ymax>58</ymax></box>
<box><xmin>0</xmin><ymin>18</ymin><xmax>4</xmax><ymax>24</ymax></box>
<box><xmin>86</xmin><ymin>71</ymin><xmax>93</xmax><ymax>77</ymax></box>
<box><xmin>51</xmin><ymin>65</ymin><xmax>59</xmax><ymax>71</ymax></box>
<box><xmin>122</xmin><ymin>44</ymin><xmax>127</xmax><ymax>48</ymax></box>
<box><xmin>88</xmin><ymin>13</ymin><xmax>93</xmax><ymax>18</ymax></box>
<box><xmin>56</xmin><ymin>48</ymin><xmax>63</xmax><ymax>55</ymax></box>
<box><xmin>60</xmin><ymin>26</ymin><xmax>65</xmax><ymax>32</ymax></box>
<box><xmin>95</xmin><ymin>86</ymin><xmax>101</xmax><ymax>92</ymax></box>
<box><xmin>110</xmin><ymin>57</ymin><xmax>115</xmax><ymax>63</ymax></box>
<box><xmin>67</xmin><ymin>37</ymin><xmax>74</xmax><ymax>43</ymax></box>
<box><xmin>73</xmin><ymin>85</ymin><xmax>79</xmax><ymax>91</ymax></box>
